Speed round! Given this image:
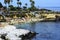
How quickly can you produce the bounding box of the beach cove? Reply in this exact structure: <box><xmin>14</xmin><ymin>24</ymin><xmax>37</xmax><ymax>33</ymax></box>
<box><xmin>16</xmin><ymin>22</ymin><xmax>60</xmax><ymax>40</ymax></box>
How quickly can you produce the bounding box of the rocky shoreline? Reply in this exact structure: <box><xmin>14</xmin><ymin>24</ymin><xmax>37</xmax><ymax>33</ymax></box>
<box><xmin>0</xmin><ymin>25</ymin><xmax>37</xmax><ymax>40</ymax></box>
<box><xmin>0</xmin><ymin>18</ymin><xmax>60</xmax><ymax>25</ymax></box>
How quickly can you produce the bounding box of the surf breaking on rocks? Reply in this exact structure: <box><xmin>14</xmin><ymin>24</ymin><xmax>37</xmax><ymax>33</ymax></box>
<box><xmin>0</xmin><ymin>24</ymin><xmax>37</xmax><ymax>40</ymax></box>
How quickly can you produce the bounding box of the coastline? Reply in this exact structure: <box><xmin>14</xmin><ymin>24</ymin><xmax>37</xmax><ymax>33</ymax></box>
<box><xmin>0</xmin><ymin>18</ymin><xmax>57</xmax><ymax>25</ymax></box>
<box><xmin>0</xmin><ymin>13</ymin><xmax>60</xmax><ymax>25</ymax></box>
<box><xmin>9</xmin><ymin>18</ymin><xmax>45</xmax><ymax>25</ymax></box>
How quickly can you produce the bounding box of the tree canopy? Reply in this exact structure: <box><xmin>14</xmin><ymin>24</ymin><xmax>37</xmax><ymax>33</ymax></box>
<box><xmin>0</xmin><ymin>2</ymin><xmax>3</xmax><ymax>8</ymax></box>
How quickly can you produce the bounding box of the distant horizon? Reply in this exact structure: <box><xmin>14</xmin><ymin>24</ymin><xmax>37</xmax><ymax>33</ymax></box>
<box><xmin>38</xmin><ymin>7</ymin><xmax>60</xmax><ymax>12</ymax></box>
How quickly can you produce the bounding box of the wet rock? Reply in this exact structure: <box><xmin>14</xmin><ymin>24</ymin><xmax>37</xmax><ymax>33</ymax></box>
<box><xmin>0</xmin><ymin>34</ymin><xmax>8</xmax><ymax>40</ymax></box>
<box><xmin>21</xmin><ymin>32</ymin><xmax>37</xmax><ymax>40</ymax></box>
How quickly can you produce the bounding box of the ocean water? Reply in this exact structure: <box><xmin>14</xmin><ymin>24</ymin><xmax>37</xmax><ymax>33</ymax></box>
<box><xmin>16</xmin><ymin>22</ymin><xmax>60</xmax><ymax>40</ymax></box>
<box><xmin>40</xmin><ymin>7</ymin><xmax>60</xmax><ymax>12</ymax></box>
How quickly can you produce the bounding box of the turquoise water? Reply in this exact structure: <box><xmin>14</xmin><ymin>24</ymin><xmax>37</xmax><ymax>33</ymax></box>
<box><xmin>16</xmin><ymin>22</ymin><xmax>60</xmax><ymax>40</ymax></box>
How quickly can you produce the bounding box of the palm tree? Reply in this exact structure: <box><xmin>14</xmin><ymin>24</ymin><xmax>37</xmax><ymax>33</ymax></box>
<box><xmin>30</xmin><ymin>0</ymin><xmax>35</xmax><ymax>11</ymax></box>
<box><xmin>30</xmin><ymin>0</ymin><xmax>33</xmax><ymax>2</ymax></box>
<box><xmin>25</xmin><ymin>3</ymin><xmax>27</xmax><ymax>9</ymax></box>
<box><xmin>4</xmin><ymin>0</ymin><xmax>12</xmax><ymax>13</ymax></box>
<box><xmin>17</xmin><ymin>0</ymin><xmax>19</xmax><ymax>1</ymax></box>
<box><xmin>31</xmin><ymin>1</ymin><xmax>35</xmax><ymax>7</ymax></box>
<box><xmin>17</xmin><ymin>0</ymin><xmax>20</xmax><ymax>7</ymax></box>
<box><xmin>0</xmin><ymin>2</ymin><xmax>3</xmax><ymax>8</ymax></box>
<box><xmin>23</xmin><ymin>6</ymin><xmax>27</xmax><ymax>10</ymax></box>
<box><xmin>19</xmin><ymin>2</ymin><xmax>22</xmax><ymax>8</ymax></box>
<box><xmin>25</xmin><ymin>3</ymin><xmax>27</xmax><ymax>7</ymax></box>
<box><xmin>25</xmin><ymin>3</ymin><xmax>28</xmax><ymax>12</ymax></box>
<box><xmin>4</xmin><ymin>0</ymin><xmax>12</xmax><ymax>8</ymax></box>
<box><xmin>30</xmin><ymin>0</ymin><xmax>35</xmax><ymax>6</ymax></box>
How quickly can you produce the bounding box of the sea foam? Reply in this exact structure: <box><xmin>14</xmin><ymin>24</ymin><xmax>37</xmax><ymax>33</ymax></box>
<box><xmin>0</xmin><ymin>25</ymin><xmax>30</xmax><ymax>40</ymax></box>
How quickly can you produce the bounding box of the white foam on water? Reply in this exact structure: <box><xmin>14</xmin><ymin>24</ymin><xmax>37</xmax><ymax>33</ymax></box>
<box><xmin>0</xmin><ymin>25</ymin><xmax>30</xmax><ymax>40</ymax></box>
<box><xmin>6</xmin><ymin>34</ymin><xmax>21</xmax><ymax>40</ymax></box>
<box><xmin>0</xmin><ymin>25</ymin><xmax>16</xmax><ymax>34</ymax></box>
<box><xmin>0</xmin><ymin>38</ymin><xmax>2</xmax><ymax>40</ymax></box>
<box><xmin>4</xmin><ymin>25</ymin><xmax>16</xmax><ymax>32</ymax></box>
<box><xmin>9</xmin><ymin>29</ymin><xmax>30</xmax><ymax>36</ymax></box>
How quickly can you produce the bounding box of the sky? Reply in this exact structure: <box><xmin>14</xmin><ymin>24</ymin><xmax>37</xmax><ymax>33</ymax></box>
<box><xmin>0</xmin><ymin>0</ymin><xmax>60</xmax><ymax>8</ymax></box>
